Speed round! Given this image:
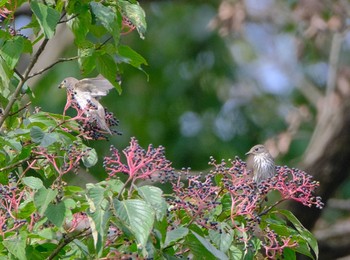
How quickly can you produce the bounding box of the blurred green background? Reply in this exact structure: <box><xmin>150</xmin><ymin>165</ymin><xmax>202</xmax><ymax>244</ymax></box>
<box><xmin>31</xmin><ymin>1</ymin><xmax>314</xmax><ymax>173</ymax></box>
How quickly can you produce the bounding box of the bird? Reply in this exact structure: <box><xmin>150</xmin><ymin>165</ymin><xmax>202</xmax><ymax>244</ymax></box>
<box><xmin>59</xmin><ymin>76</ymin><xmax>114</xmax><ymax>134</ymax></box>
<box><xmin>245</xmin><ymin>144</ymin><xmax>276</xmax><ymax>184</ymax></box>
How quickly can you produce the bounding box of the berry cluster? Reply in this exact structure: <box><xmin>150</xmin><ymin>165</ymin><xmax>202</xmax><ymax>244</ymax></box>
<box><xmin>121</xmin><ymin>16</ymin><xmax>136</xmax><ymax>35</ymax></box>
<box><xmin>103</xmin><ymin>137</ymin><xmax>175</xmax><ymax>183</ymax></box>
<box><xmin>0</xmin><ymin>174</ymin><xmax>28</xmax><ymax>235</ymax></box>
<box><xmin>168</xmin><ymin>169</ymin><xmax>221</xmax><ymax>229</ymax></box>
<box><xmin>209</xmin><ymin>156</ymin><xmax>323</xmax><ymax>257</ymax></box>
<box><xmin>31</xmin><ymin>142</ymin><xmax>91</xmax><ymax>176</ymax></box>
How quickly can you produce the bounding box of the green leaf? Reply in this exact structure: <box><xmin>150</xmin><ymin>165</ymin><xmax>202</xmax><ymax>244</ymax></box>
<box><xmin>30</xmin><ymin>126</ymin><xmax>44</xmax><ymax>143</ymax></box>
<box><xmin>0</xmin><ymin>37</ymin><xmax>32</xmax><ymax>69</ymax></box>
<box><xmin>0</xmin><ymin>57</ymin><xmax>12</xmax><ymax>90</ymax></box>
<box><xmin>113</xmin><ymin>199</ymin><xmax>155</xmax><ymax>248</ymax></box>
<box><xmin>283</xmin><ymin>247</ymin><xmax>296</xmax><ymax>259</ymax></box>
<box><xmin>86</xmin><ymin>184</ymin><xmax>110</xmax><ymax>255</ymax></box>
<box><xmin>278</xmin><ymin>209</ymin><xmax>319</xmax><ymax>259</ymax></box>
<box><xmin>163</xmin><ymin>227</ymin><xmax>188</xmax><ymax>248</ymax></box>
<box><xmin>30</xmin><ymin>126</ymin><xmax>57</xmax><ymax>147</ymax></box>
<box><xmin>119</xmin><ymin>0</ymin><xmax>146</xmax><ymax>39</ymax></box>
<box><xmin>22</xmin><ymin>176</ymin><xmax>43</xmax><ymax>190</ymax></box>
<box><xmin>30</xmin><ymin>0</ymin><xmax>60</xmax><ymax>38</ymax></box>
<box><xmin>96</xmin><ymin>53</ymin><xmax>122</xmax><ymax>94</ymax></box>
<box><xmin>34</xmin><ymin>187</ymin><xmax>58</xmax><ymax>215</ymax></box>
<box><xmin>185</xmin><ymin>233</ymin><xmax>216</xmax><ymax>260</ymax></box>
<box><xmin>137</xmin><ymin>185</ymin><xmax>167</xmax><ymax>221</ymax></box>
<box><xmin>78</xmin><ymin>48</ymin><xmax>96</xmax><ymax>76</ymax></box>
<box><xmin>3</xmin><ymin>232</ymin><xmax>27</xmax><ymax>260</ymax></box>
<box><xmin>209</xmin><ymin>227</ymin><xmax>233</xmax><ymax>253</ymax></box>
<box><xmin>68</xmin><ymin>4</ymin><xmax>91</xmax><ymax>46</ymax></box>
<box><xmin>192</xmin><ymin>231</ymin><xmax>229</xmax><ymax>260</ymax></box>
<box><xmin>90</xmin><ymin>2</ymin><xmax>120</xmax><ymax>42</ymax></box>
<box><xmin>45</xmin><ymin>202</ymin><xmax>66</xmax><ymax>227</ymax></box>
<box><xmin>118</xmin><ymin>45</ymin><xmax>147</xmax><ymax>69</ymax></box>
<box><xmin>17</xmin><ymin>201</ymin><xmax>36</xmax><ymax>219</ymax></box>
<box><xmin>82</xmin><ymin>147</ymin><xmax>98</xmax><ymax>168</ymax></box>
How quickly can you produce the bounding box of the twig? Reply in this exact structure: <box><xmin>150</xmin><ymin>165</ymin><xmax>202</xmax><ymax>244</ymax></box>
<box><xmin>0</xmin><ymin>38</ymin><xmax>49</xmax><ymax>129</ymax></box>
<box><xmin>47</xmin><ymin>228</ymin><xmax>91</xmax><ymax>260</ymax></box>
<box><xmin>8</xmin><ymin>101</ymin><xmax>31</xmax><ymax>116</ymax></box>
<box><xmin>28</xmin><ymin>56</ymin><xmax>79</xmax><ymax>79</ymax></box>
<box><xmin>258</xmin><ymin>199</ymin><xmax>286</xmax><ymax>217</ymax></box>
<box><xmin>58</xmin><ymin>14</ymin><xmax>78</xmax><ymax>24</ymax></box>
<box><xmin>0</xmin><ymin>157</ymin><xmax>32</xmax><ymax>172</ymax></box>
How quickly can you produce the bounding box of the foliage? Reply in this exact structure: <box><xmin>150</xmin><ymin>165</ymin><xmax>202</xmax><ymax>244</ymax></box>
<box><xmin>0</xmin><ymin>0</ymin><xmax>323</xmax><ymax>259</ymax></box>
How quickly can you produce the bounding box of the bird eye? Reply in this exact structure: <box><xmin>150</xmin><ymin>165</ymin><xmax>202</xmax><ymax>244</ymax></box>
<box><xmin>63</xmin><ymin>79</ymin><xmax>67</xmax><ymax>83</ymax></box>
<box><xmin>255</xmin><ymin>148</ymin><xmax>259</xmax><ymax>151</ymax></box>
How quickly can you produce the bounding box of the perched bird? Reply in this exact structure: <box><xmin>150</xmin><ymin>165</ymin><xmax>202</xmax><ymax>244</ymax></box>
<box><xmin>59</xmin><ymin>76</ymin><xmax>114</xmax><ymax>134</ymax></box>
<box><xmin>245</xmin><ymin>144</ymin><xmax>276</xmax><ymax>184</ymax></box>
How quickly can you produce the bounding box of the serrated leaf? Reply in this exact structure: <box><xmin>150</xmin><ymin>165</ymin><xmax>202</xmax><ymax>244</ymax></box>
<box><xmin>34</xmin><ymin>187</ymin><xmax>58</xmax><ymax>215</ymax></box>
<box><xmin>185</xmin><ymin>233</ymin><xmax>216</xmax><ymax>260</ymax></box>
<box><xmin>118</xmin><ymin>45</ymin><xmax>147</xmax><ymax>69</ymax></box>
<box><xmin>68</xmin><ymin>5</ymin><xmax>91</xmax><ymax>46</ymax></box>
<box><xmin>278</xmin><ymin>209</ymin><xmax>319</xmax><ymax>259</ymax></box>
<box><xmin>119</xmin><ymin>0</ymin><xmax>146</xmax><ymax>39</ymax></box>
<box><xmin>17</xmin><ymin>201</ymin><xmax>36</xmax><ymax>219</ymax></box>
<box><xmin>87</xmin><ymin>201</ymin><xmax>110</xmax><ymax>256</ymax></box>
<box><xmin>0</xmin><ymin>37</ymin><xmax>31</xmax><ymax>69</ymax></box>
<box><xmin>113</xmin><ymin>199</ymin><xmax>155</xmax><ymax>247</ymax></box>
<box><xmin>86</xmin><ymin>184</ymin><xmax>110</xmax><ymax>255</ymax></box>
<box><xmin>45</xmin><ymin>202</ymin><xmax>66</xmax><ymax>227</ymax></box>
<box><xmin>30</xmin><ymin>126</ymin><xmax>44</xmax><ymax>143</ymax></box>
<box><xmin>3</xmin><ymin>232</ymin><xmax>27</xmax><ymax>260</ymax></box>
<box><xmin>192</xmin><ymin>231</ymin><xmax>229</xmax><ymax>260</ymax></box>
<box><xmin>90</xmin><ymin>2</ymin><xmax>120</xmax><ymax>43</ymax></box>
<box><xmin>22</xmin><ymin>176</ymin><xmax>43</xmax><ymax>190</ymax></box>
<box><xmin>0</xmin><ymin>57</ymin><xmax>12</xmax><ymax>90</ymax></box>
<box><xmin>78</xmin><ymin>48</ymin><xmax>96</xmax><ymax>76</ymax></box>
<box><xmin>30</xmin><ymin>0</ymin><xmax>60</xmax><ymax>38</ymax></box>
<box><xmin>163</xmin><ymin>227</ymin><xmax>188</xmax><ymax>248</ymax></box>
<box><xmin>209</xmin><ymin>228</ymin><xmax>233</xmax><ymax>253</ymax></box>
<box><xmin>137</xmin><ymin>185</ymin><xmax>167</xmax><ymax>221</ymax></box>
<box><xmin>96</xmin><ymin>53</ymin><xmax>122</xmax><ymax>94</ymax></box>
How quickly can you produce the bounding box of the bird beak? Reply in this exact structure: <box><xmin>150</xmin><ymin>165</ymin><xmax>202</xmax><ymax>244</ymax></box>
<box><xmin>245</xmin><ymin>150</ymin><xmax>252</xmax><ymax>155</ymax></box>
<box><xmin>58</xmin><ymin>82</ymin><xmax>64</xmax><ymax>89</ymax></box>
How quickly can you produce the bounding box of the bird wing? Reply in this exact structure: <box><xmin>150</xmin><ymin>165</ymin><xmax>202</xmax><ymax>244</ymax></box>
<box><xmin>76</xmin><ymin>76</ymin><xmax>114</xmax><ymax>98</ymax></box>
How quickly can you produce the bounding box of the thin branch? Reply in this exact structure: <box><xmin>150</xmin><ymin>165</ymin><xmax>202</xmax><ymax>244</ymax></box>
<box><xmin>8</xmin><ymin>101</ymin><xmax>31</xmax><ymax>116</ymax></box>
<box><xmin>258</xmin><ymin>199</ymin><xmax>286</xmax><ymax>217</ymax></box>
<box><xmin>47</xmin><ymin>228</ymin><xmax>91</xmax><ymax>260</ymax></box>
<box><xmin>0</xmin><ymin>38</ymin><xmax>49</xmax><ymax>129</ymax></box>
<box><xmin>0</xmin><ymin>157</ymin><xmax>32</xmax><ymax>172</ymax></box>
<box><xmin>28</xmin><ymin>56</ymin><xmax>79</xmax><ymax>79</ymax></box>
<box><xmin>14</xmin><ymin>68</ymin><xmax>24</xmax><ymax>81</ymax></box>
<box><xmin>58</xmin><ymin>14</ymin><xmax>78</xmax><ymax>24</ymax></box>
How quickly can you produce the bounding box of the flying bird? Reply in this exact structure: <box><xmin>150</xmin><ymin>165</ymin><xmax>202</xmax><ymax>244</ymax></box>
<box><xmin>59</xmin><ymin>76</ymin><xmax>115</xmax><ymax>134</ymax></box>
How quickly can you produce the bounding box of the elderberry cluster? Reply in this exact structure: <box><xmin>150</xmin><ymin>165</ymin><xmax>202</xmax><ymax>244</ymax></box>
<box><xmin>169</xmin><ymin>171</ymin><xmax>220</xmax><ymax>228</ymax></box>
<box><xmin>103</xmin><ymin>137</ymin><xmax>175</xmax><ymax>182</ymax></box>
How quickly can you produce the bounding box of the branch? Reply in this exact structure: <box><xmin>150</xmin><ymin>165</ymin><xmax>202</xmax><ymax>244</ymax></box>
<box><xmin>8</xmin><ymin>102</ymin><xmax>31</xmax><ymax>116</ymax></box>
<box><xmin>28</xmin><ymin>56</ymin><xmax>79</xmax><ymax>79</ymax></box>
<box><xmin>47</xmin><ymin>228</ymin><xmax>91</xmax><ymax>260</ymax></box>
